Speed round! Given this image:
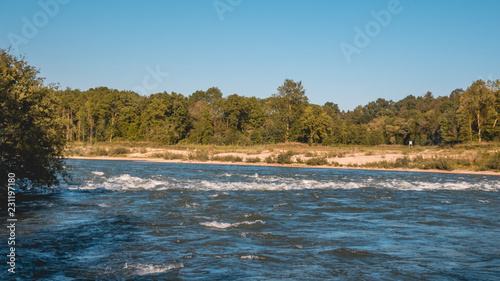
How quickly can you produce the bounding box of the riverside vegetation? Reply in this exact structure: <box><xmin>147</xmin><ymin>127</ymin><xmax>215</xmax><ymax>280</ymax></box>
<box><xmin>65</xmin><ymin>142</ymin><xmax>500</xmax><ymax>172</ymax></box>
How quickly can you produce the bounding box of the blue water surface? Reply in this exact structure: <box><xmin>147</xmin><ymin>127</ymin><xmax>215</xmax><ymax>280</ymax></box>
<box><xmin>3</xmin><ymin>159</ymin><xmax>500</xmax><ymax>280</ymax></box>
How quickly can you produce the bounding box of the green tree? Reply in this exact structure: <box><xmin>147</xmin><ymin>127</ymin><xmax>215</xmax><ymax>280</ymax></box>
<box><xmin>439</xmin><ymin>108</ymin><xmax>460</xmax><ymax>145</ymax></box>
<box><xmin>487</xmin><ymin>80</ymin><xmax>500</xmax><ymax>140</ymax></box>
<box><xmin>139</xmin><ymin>92</ymin><xmax>190</xmax><ymax>144</ymax></box>
<box><xmin>458</xmin><ymin>80</ymin><xmax>493</xmax><ymax>142</ymax></box>
<box><xmin>0</xmin><ymin>49</ymin><xmax>66</xmax><ymax>190</ymax></box>
<box><xmin>272</xmin><ymin>79</ymin><xmax>308</xmax><ymax>143</ymax></box>
<box><xmin>299</xmin><ymin>105</ymin><xmax>333</xmax><ymax>145</ymax></box>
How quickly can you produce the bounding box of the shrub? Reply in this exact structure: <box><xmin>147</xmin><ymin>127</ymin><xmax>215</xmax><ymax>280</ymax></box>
<box><xmin>394</xmin><ymin>156</ymin><xmax>411</xmax><ymax>168</ymax></box>
<box><xmin>483</xmin><ymin>152</ymin><xmax>500</xmax><ymax>171</ymax></box>
<box><xmin>265</xmin><ymin>156</ymin><xmax>275</xmax><ymax>164</ymax></box>
<box><xmin>306</xmin><ymin>157</ymin><xmax>328</xmax><ymax>166</ymax></box>
<box><xmin>326</xmin><ymin>151</ymin><xmax>346</xmax><ymax>158</ymax></box>
<box><xmin>304</xmin><ymin>152</ymin><xmax>317</xmax><ymax>157</ymax></box>
<box><xmin>423</xmin><ymin>156</ymin><xmax>454</xmax><ymax>171</ymax></box>
<box><xmin>276</xmin><ymin>151</ymin><xmax>295</xmax><ymax>164</ymax></box>
<box><xmin>108</xmin><ymin>147</ymin><xmax>130</xmax><ymax>156</ymax></box>
<box><xmin>246</xmin><ymin>157</ymin><xmax>261</xmax><ymax>163</ymax></box>
<box><xmin>188</xmin><ymin>150</ymin><xmax>210</xmax><ymax>161</ymax></box>
<box><xmin>88</xmin><ymin>147</ymin><xmax>108</xmax><ymax>156</ymax></box>
<box><xmin>163</xmin><ymin>152</ymin><xmax>184</xmax><ymax>160</ymax></box>
<box><xmin>65</xmin><ymin>147</ymin><xmax>85</xmax><ymax>156</ymax></box>
<box><xmin>212</xmin><ymin>155</ymin><xmax>243</xmax><ymax>162</ymax></box>
<box><xmin>330</xmin><ymin>161</ymin><xmax>341</xmax><ymax>167</ymax></box>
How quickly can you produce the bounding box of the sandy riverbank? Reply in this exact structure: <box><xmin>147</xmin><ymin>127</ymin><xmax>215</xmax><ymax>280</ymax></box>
<box><xmin>67</xmin><ymin>156</ymin><xmax>500</xmax><ymax>176</ymax></box>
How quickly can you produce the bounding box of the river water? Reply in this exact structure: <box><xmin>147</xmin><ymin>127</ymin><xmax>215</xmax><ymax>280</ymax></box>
<box><xmin>4</xmin><ymin>159</ymin><xmax>500</xmax><ymax>280</ymax></box>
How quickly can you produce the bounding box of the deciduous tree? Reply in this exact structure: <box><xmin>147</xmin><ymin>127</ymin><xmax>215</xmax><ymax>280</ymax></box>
<box><xmin>0</xmin><ymin>49</ymin><xmax>66</xmax><ymax>190</ymax></box>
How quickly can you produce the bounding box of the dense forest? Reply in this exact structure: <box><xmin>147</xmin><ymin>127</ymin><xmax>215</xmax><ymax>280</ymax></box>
<box><xmin>54</xmin><ymin>78</ymin><xmax>500</xmax><ymax>146</ymax></box>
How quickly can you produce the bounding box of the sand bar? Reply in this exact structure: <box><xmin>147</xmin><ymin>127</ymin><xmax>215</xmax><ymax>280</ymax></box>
<box><xmin>67</xmin><ymin>156</ymin><xmax>500</xmax><ymax>177</ymax></box>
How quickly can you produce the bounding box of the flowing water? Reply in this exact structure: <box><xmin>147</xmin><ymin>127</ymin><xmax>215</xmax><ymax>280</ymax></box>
<box><xmin>3</xmin><ymin>159</ymin><xmax>500</xmax><ymax>280</ymax></box>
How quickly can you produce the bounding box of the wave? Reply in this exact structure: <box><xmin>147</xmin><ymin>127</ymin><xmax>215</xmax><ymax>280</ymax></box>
<box><xmin>71</xmin><ymin>174</ymin><xmax>167</xmax><ymax>191</ymax></box>
<box><xmin>380</xmin><ymin>179</ymin><xmax>499</xmax><ymax>192</ymax></box>
<box><xmin>240</xmin><ymin>255</ymin><xmax>266</xmax><ymax>260</ymax></box>
<box><xmin>200</xmin><ymin>220</ymin><xmax>265</xmax><ymax>229</ymax></box>
<box><xmin>125</xmin><ymin>263</ymin><xmax>184</xmax><ymax>276</ymax></box>
<box><xmin>67</xmin><ymin>173</ymin><xmax>500</xmax><ymax>192</ymax></box>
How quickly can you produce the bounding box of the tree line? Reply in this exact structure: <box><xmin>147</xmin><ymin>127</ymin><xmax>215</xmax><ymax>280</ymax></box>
<box><xmin>54</xmin><ymin>79</ymin><xmax>500</xmax><ymax>146</ymax></box>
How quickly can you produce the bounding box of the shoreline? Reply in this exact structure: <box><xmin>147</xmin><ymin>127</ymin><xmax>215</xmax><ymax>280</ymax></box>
<box><xmin>67</xmin><ymin>156</ymin><xmax>500</xmax><ymax>177</ymax></box>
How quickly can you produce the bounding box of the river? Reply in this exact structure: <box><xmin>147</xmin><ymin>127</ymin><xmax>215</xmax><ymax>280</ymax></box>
<box><xmin>5</xmin><ymin>159</ymin><xmax>500</xmax><ymax>280</ymax></box>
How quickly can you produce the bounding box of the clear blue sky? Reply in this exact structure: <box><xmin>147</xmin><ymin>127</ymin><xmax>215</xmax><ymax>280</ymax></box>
<box><xmin>1</xmin><ymin>0</ymin><xmax>499</xmax><ymax>110</ymax></box>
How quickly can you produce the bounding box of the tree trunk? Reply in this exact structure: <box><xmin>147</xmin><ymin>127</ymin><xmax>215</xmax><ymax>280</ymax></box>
<box><xmin>110</xmin><ymin>113</ymin><xmax>116</xmax><ymax>143</ymax></box>
<box><xmin>65</xmin><ymin>109</ymin><xmax>70</xmax><ymax>141</ymax></box>
<box><xmin>477</xmin><ymin>110</ymin><xmax>482</xmax><ymax>142</ymax></box>
<box><xmin>468</xmin><ymin>114</ymin><xmax>473</xmax><ymax>142</ymax></box>
<box><xmin>88</xmin><ymin>112</ymin><xmax>94</xmax><ymax>144</ymax></box>
<box><xmin>285</xmin><ymin>123</ymin><xmax>289</xmax><ymax>143</ymax></box>
<box><xmin>69</xmin><ymin>109</ymin><xmax>73</xmax><ymax>142</ymax></box>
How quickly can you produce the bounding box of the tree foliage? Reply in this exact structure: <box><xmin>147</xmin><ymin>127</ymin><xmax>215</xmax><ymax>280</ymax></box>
<box><xmin>271</xmin><ymin>79</ymin><xmax>308</xmax><ymax>143</ymax></box>
<box><xmin>48</xmin><ymin>77</ymin><xmax>500</xmax><ymax>147</ymax></box>
<box><xmin>0</xmin><ymin>49</ymin><xmax>67</xmax><ymax>191</ymax></box>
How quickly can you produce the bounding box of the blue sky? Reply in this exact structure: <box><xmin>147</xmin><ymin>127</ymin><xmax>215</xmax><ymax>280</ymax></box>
<box><xmin>1</xmin><ymin>0</ymin><xmax>499</xmax><ymax>110</ymax></box>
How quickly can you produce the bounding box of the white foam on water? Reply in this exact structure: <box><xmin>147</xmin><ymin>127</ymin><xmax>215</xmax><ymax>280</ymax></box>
<box><xmin>200</xmin><ymin>220</ymin><xmax>265</xmax><ymax>229</ymax></box>
<box><xmin>191</xmin><ymin>179</ymin><xmax>362</xmax><ymax>191</ymax></box>
<box><xmin>193</xmin><ymin>216</ymin><xmax>213</xmax><ymax>220</ymax></box>
<box><xmin>240</xmin><ymin>255</ymin><xmax>265</xmax><ymax>260</ymax></box>
<box><xmin>377</xmin><ymin>179</ymin><xmax>500</xmax><ymax>192</ymax></box>
<box><xmin>105</xmin><ymin>174</ymin><xmax>165</xmax><ymax>190</ymax></box>
<box><xmin>68</xmin><ymin>171</ymin><xmax>500</xmax><ymax>192</ymax></box>
<box><xmin>72</xmin><ymin>174</ymin><xmax>168</xmax><ymax>191</ymax></box>
<box><xmin>273</xmin><ymin>203</ymin><xmax>288</xmax><ymax>207</ymax></box>
<box><xmin>91</xmin><ymin>171</ymin><xmax>104</xmax><ymax>176</ymax></box>
<box><xmin>184</xmin><ymin>203</ymin><xmax>200</xmax><ymax>209</ymax></box>
<box><xmin>127</xmin><ymin>263</ymin><xmax>184</xmax><ymax>276</ymax></box>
